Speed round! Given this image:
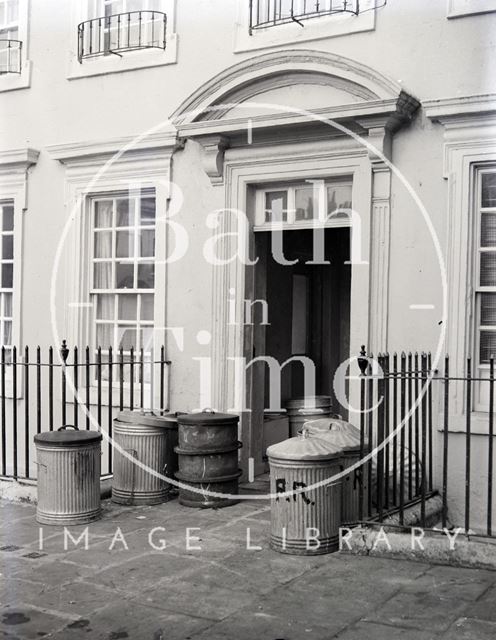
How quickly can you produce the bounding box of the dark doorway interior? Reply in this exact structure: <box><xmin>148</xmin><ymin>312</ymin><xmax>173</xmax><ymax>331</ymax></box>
<box><xmin>256</xmin><ymin>227</ymin><xmax>351</xmax><ymax>412</ymax></box>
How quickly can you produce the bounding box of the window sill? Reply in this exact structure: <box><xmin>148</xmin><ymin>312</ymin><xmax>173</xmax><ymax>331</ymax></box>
<box><xmin>67</xmin><ymin>34</ymin><xmax>178</xmax><ymax>80</ymax></box>
<box><xmin>447</xmin><ymin>0</ymin><xmax>496</xmax><ymax>19</ymax></box>
<box><xmin>438</xmin><ymin>412</ymin><xmax>496</xmax><ymax>436</ymax></box>
<box><xmin>0</xmin><ymin>61</ymin><xmax>31</xmax><ymax>93</ymax></box>
<box><xmin>234</xmin><ymin>7</ymin><xmax>375</xmax><ymax>54</ymax></box>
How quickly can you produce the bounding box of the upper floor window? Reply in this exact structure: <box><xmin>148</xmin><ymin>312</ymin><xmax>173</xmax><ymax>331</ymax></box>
<box><xmin>78</xmin><ymin>0</ymin><xmax>166</xmax><ymax>62</ymax></box>
<box><xmin>0</xmin><ymin>0</ymin><xmax>21</xmax><ymax>74</ymax></box>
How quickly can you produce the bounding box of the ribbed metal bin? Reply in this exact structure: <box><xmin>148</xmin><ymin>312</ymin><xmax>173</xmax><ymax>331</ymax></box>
<box><xmin>112</xmin><ymin>411</ymin><xmax>178</xmax><ymax>506</ymax></box>
<box><xmin>304</xmin><ymin>418</ymin><xmax>365</xmax><ymax>524</ymax></box>
<box><xmin>267</xmin><ymin>429</ymin><xmax>342</xmax><ymax>555</ymax></box>
<box><xmin>285</xmin><ymin>396</ymin><xmax>332</xmax><ymax>437</ymax></box>
<box><xmin>176</xmin><ymin>411</ymin><xmax>240</xmax><ymax>508</ymax></box>
<box><xmin>34</xmin><ymin>426</ymin><xmax>102</xmax><ymax>526</ymax></box>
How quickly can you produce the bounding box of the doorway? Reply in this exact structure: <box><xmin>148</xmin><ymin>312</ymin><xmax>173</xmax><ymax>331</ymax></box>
<box><xmin>251</xmin><ymin>227</ymin><xmax>351</xmax><ymax>462</ymax></box>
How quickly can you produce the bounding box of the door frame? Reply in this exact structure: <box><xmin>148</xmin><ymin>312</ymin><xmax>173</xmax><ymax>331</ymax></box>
<box><xmin>210</xmin><ymin>139</ymin><xmax>374</xmax><ymax>476</ymax></box>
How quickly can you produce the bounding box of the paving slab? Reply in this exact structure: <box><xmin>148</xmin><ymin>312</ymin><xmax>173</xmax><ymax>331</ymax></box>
<box><xmin>364</xmin><ymin>591</ymin><xmax>470</xmax><ymax>633</ymax></box>
<box><xmin>441</xmin><ymin>616</ymin><xmax>496</xmax><ymax>639</ymax></box>
<box><xmin>1</xmin><ymin>497</ymin><xmax>496</xmax><ymax>640</ymax></box>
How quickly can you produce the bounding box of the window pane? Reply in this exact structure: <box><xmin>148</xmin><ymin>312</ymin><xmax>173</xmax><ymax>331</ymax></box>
<box><xmin>96</xmin><ymin>294</ymin><xmax>114</xmax><ymax>320</ymax></box>
<box><xmin>480</xmin><ymin>330</ymin><xmax>496</xmax><ymax>364</ymax></box>
<box><xmin>481</xmin><ymin>293</ymin><xmax>496</xmax><ymax>325</ymax></box>
<box><xmin>2</xmin><ymin>206</ymin><xmax>13</xmax><ymax>232</ymax></box>
<box><xmin>116</xmin><ymin>199</ymin><xmax>133</xmax><ymax>227</ymax></box>
<box><xmin>2</xmin><ymin>235</ymin><xmax>13</xmax><ymax>260</ymax></box>
<box><xmin>94</xmin><ymin>200</ymin><xmax>113</xmax><ymax>228</ymax></box>
<box><xmin>3</xmin><ymin>320</ymin><xmax>12</xmax><ymax>346</ymax></box>
<box><xmin>482</xmin><ymin>173</ymin><xmax>496</xmax><ymax>209</ymax></box>
<box><xmin>117</xmin><ymin>326</ymin><xmax>136</xmax><ymax>351</ymax></box>
<box><xmin>139</xmin><ymin>197</ymin><xmax>156</xmax><ymax>226</ymax></box>
<box><xmin>139</xmin><ymin>229</ymin><xmax>155</xmax><ymax>257</ymax></box>
<box><xmin>118</xmin><ymin>294</ymin><xmax>137</xmax><ymax>320</ymax></box>
<box><xmin>140</xmin><ymin>326</ymin><xmax>153</xmax><ymax>352</ymax></box>
<box><xmin>7</xmin><ymin>0</ymin><xmax>19</xmax><ymax>23</ymax></box>
<box><xmin>94</xmin><ymin>262</ymin><xmax>112</xmax><ymax>289</ymax></box>
<box><xmin>480</xmin><ymin>252</ymin><xmax>496</xmax><ymax>286</ymax></box>
<box><xmin>94</xmin><ymin>231</ymin><xmax>112</xmax><ymax>258</ymax></box>
<box><xmin>96</xmin><ymin>323</ymin><xmax>113</xmax><ymax>349</ymax></box>
<box><xmin>141</xmin><ymin>294</ymin><xmax>153</xmax><ymax>321</ymax></box>
<box><xmin>116</xmin><ymin>262</ymin><xmax>134</xmax><ymax>289</ymax></box>
<box><xmin>3</xmin><ymin>292</ymin><xmax>12</xmax><ymax>318</ymax></box>
<box><xmin>265</xmin><ymin>191</ymin><xmax>287</xmax><ymax>223</ymax></box>
<box><xmin>137</xmin><ymin>263</ymin><xmax>154</xmax><ymax>288</ymax></box>
<box><xmin>2</xmin><ymin>263</ymin><xmax>13</xmax><ymax>289</ymax></box>
<box><xmin>295</xmin><ymin>187</ymin><xmax>315</xmax><ymax>222</ymax></box>
<box><xmin>481</xmin><ymin>212</ymin><xmax>496</xmax><ymax>247</ymax></box>
<box><xmin>116</xmin><ymin>230</ymin><xmax>135</xmax><ymax>258</ymax></box>
<box><xmin>327</xmin><ymin>184</ymin><xmax>352</xmax><ymax>216</ymax></box>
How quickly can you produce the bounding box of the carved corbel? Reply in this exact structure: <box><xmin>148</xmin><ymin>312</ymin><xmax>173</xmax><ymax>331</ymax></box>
<box><xmin>197</xmin><ymin>135</ymin><xmax>230</xmax><ymax>185</ymax></box>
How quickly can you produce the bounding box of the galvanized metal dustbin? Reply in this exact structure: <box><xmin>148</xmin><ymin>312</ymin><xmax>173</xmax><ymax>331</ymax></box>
<box><xmin>267</xmin><ymin>429</ymin><xmax>342</xmax><ymax>555</ymax></box>
<box><xmin>304</xmin><ymin>418</ymin><xmax>366</xmax><ymax>524</ymax></box>
<box><xmin>34</xmin><ymin>425</ymin><xmax>102</xmax><ymax>526</ymax></box>
<box><xmin>112</xmin><ymin>410</ymin><xmax>178</xmax><ymax>505</ymax></box>
<box><xmin>176</xmin><ymin>411</ymin><xmax>241</xmax><ymax>508</ymax></box>
<box><xmin>285</xmin><ymin>396</ymin><xmax>332</xmax><ymax>437</ymax></box>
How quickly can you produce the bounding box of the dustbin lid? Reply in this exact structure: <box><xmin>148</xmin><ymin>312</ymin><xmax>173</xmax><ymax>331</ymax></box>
<box><xmin>266</xmin><ymin>429</ymin><xmax>341</xmax><ymax>461</ymax></box>
<box><xmin>34</xmin><ymin>427</ymin><xmax>102</xmax><ymax>447</ymax></box>
<box><xmin>285</xmin><ymin>396</ymin><xmax>332</xmax><ymax>411</ymax></box>
<box><xmin>115</xmin><ymin>410</ymin><xmax>179</xmax><ymax>429</ymax></box>
<box><xmin>303</xmin><ymin>418</ymin><xmax>362</xmax><ymax>451</ymax></box>
<box><xmin>178</xmin><ymin>411</ymin><xmax>239</xmax><ymax>426</ymax></box>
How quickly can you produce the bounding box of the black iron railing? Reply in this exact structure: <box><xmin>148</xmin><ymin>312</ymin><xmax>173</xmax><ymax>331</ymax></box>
<box><xmin>0</xmin><ymin>341</ymin><xmax>171</xmax><ymax>481</ymax></box>
<box><xmin>0</xmin><ymin>40</ymin><xmax>22</xmax><ymax>74</ymax></box>
<box><xmin>356</xmin><ymin>348</ymin><xmax>496</xmax><ymax>538</ymax></box>
<box><xmin>248</xmin><ymin>0</ymin><xmax>386</xmax><ymax>32</ymax></box>
<box><xmin>77</xmin><ymin>11</ymin><xmax>166</xmax><ymax>63</ymax></box>
<box><xmin>355</xmin><ymin>350</ymin><xmax>435</xmax><ymax>526</ymax></box>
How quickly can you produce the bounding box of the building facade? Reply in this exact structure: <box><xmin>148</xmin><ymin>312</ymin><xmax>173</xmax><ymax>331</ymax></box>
<box><xmin>1</xmin><ymin>0</ymin><xmax>496</xmax><ymax>529</ymax></box>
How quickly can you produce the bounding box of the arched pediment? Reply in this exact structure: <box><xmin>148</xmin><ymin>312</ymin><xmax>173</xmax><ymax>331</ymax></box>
<box><xmin>171</xmin><ymin>49</ymin><xmax>414</xmax><ymax>126</ymax></box>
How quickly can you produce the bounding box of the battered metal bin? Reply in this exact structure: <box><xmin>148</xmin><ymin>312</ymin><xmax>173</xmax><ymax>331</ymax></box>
<box><xmin>34</xmin><ymin>426</ymin><xmax>102</xmax><ymax>526</ymax></box>
<box><xmin>112</xmin><ymin>411</ymin><xmax>178</xmax><ymax>505</ymax></box>
<box><xmin>285</xmin><ymin>396</ymin><xmax>332</xmax><ymax>437</ymax></box>
<box><xmin>304</xmin><ymin>418</ymin><xmax>366</xmax><ymax>524</ymax></box>
<box><xmin>267</xmin><ymin>429</ymin><xmax>342</xmax><ymax>555</ymax></box>
<box><xmin>176</xmin><ymin>411</ymin><xmax>241</xmax><ymax>508</ymax></box>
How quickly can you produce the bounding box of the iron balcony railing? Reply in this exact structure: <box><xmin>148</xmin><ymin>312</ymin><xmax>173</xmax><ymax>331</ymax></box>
<box><xmin>77</xmin><ymin>10</ymin><xmax>166</xmax><ymax>63</ymax></box>
<box><xmin>0</xmin><ymin>39</ymin><xmax>22</xmax><ymax>74</ymax></box>
<box><xmin>0</xmin><ymin>341</ymin><xmax>171</xmax><ymax>481</ymax></box>
<box><xmin>249</xmin><ymin>0</ymin><xmax>386</xmax><ymax>32</ymax></box>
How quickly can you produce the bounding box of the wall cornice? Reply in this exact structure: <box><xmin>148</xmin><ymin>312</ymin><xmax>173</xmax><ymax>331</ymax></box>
<box><xmin>424</xmin><ymin>94</ymin><xmax>496</xmax><ymax>124</ymax></box>
<box><xmin>47</xmin><ymin>131</ymin><xmax>178</xmax><ymax>165</ymax></box>
<box><xmin>0</xmin><ymin>148</ymin><xmax>40</xmax><ymax>171</ymax></box>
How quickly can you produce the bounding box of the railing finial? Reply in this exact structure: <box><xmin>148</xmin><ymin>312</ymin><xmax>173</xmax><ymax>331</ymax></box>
<box><xmin>60</xmin><ymin>339</ymin><xmax>69</xmax><ymax>364</ymax></box>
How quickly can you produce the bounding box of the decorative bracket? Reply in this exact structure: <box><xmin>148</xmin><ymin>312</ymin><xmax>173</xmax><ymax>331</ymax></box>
<box><xmin>197</xmin><ymin>135</ymin><xmax>230</xmax><ymax>185</ymax></box>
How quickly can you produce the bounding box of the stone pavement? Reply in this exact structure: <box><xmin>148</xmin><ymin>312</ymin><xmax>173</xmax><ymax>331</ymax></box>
<box><xmin>1</xmin><ymin>498</ymin><xmax>495</xmax><ymax>640</ymax></box>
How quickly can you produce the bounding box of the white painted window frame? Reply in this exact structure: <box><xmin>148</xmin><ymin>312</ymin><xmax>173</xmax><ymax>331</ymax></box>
<box><xmin>447</xmin><ymin>0</ymin><xmax>496</xmax><ymax>18</ymax></box>
<box><xmin>0</xmin><ymin>0</ymin><xmax>31</xmax><ymax>93</ymax></box>
<box><xmin>67</xmin><ymin>0</ymin><xmax>177</xmax><ymax>80</ymax></box>
<box><xmin>234</xmin><ymin>0</ymin><xmax>376</xmax><ymax>54</ymax></box>
<box><xmin>254</xmin><ymin>177</ymin><xmax>353</xmax><ymax>230</ymax></box>
<box><xmin>426</xmin><ymin>96</ymin><xmax>496</xmax><ymax>432</ymax></box>
<box><xmin>0</xmin><ymin>148</ymin><xmax>39</xmax><ymax>397</ymax></box>
<box><xmin>47</xmin><ymin>134</ymin><xmax>175</xmax><ymax>408</ymax></box>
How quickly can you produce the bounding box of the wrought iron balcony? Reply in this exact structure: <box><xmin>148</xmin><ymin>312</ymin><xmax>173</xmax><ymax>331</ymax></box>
<box><xmin>249</xmin><ymin>0</ymin><xmax>385</xmax><ymax>32</ymax></box>
<box><xmin>0</xmin><ymin>39</ymin><xmax>22</xmax><ymax>74</ymax></box>
<box><xmin>77</xmin><ymin>10</ymin><xmax>166</xmax><ymax>63</ymax></box>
